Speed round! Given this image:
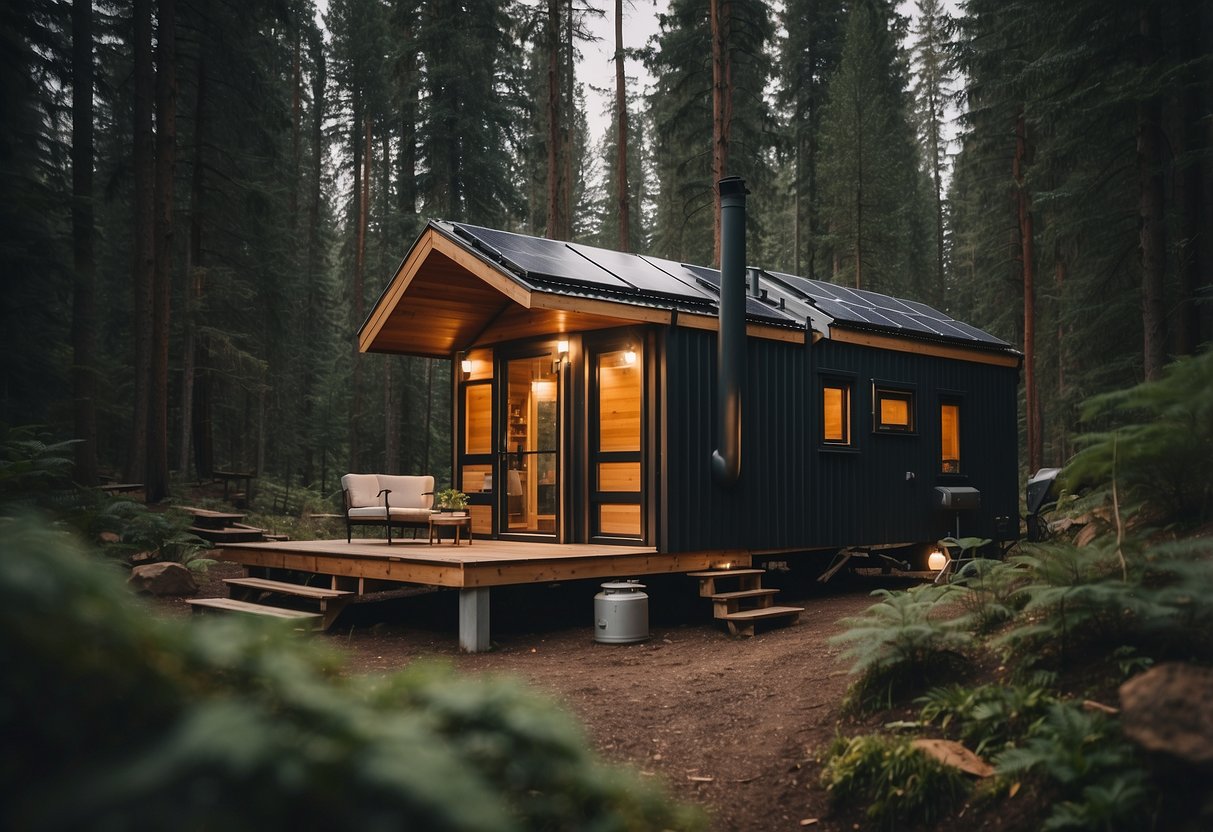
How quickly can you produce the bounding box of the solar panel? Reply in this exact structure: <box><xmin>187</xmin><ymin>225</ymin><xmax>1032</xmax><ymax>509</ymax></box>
<box><xmin>441</xmin><ymin>223</ymin><xmax>1011</xmax><ymax>350</ymax></box>
<box><xmin>764</xmin><ymin>270</ymin><xmax>1009</xmax><ymax>347</ymax></box>
<box><xmin>680</xmin><ymin>264</ymin><xmax>801</xmax><ymax>325</ymax></box>
<box><xmin>452</xmin><ymin>223</ymin><xmax>633</xmax><ymax>293</ymax></box>
<box><xmin>565</xmin><ymin>243</ymin><xmax>717</xmax><ymax>304</ymax></box>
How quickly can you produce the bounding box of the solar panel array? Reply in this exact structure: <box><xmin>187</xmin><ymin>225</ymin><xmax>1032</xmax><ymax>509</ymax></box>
<box><xmin>445</xmin><ymin>222</ymin><xmax>1011</xmax><ymax>350</ymax></box>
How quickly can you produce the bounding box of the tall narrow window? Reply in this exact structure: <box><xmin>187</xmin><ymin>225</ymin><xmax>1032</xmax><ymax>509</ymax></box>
<box><xmin>941</xmin><ymin>402</ymin><xmax>961</xmax><ymax>473</ymax></box>
<box><xmin>822</xmin><ymin>382</ymin><xmax>851</xmax><ymax>445</ymax></box>
<box><xmin>874</xmin><ymin>387</ymin><xmax>915</xmax><ymax>432</ymax></box>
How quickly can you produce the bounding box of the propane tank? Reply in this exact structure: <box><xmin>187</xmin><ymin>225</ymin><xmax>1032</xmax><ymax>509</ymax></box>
<box><xmin>593</xmin><ymin>581</ymin><xmax>649</xmax><ymax>644</ymax></box>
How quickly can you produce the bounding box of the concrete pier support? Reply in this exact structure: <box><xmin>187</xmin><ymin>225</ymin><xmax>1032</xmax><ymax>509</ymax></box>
<box><xmin>459</xmin><ymin>587</ymin><xmax>490</xmax><ymax>652</ymax></box>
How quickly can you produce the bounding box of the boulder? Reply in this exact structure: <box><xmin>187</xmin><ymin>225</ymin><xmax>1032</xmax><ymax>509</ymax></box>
<box><xmin>1119</xmin><ymin>663</ymin><xmax>1213</xmax><ymax>767</ymax></box>
<box><xmin>129</xmin><ymin>562</ymin><xmax>198</xmax><ymax>597</ymax></box>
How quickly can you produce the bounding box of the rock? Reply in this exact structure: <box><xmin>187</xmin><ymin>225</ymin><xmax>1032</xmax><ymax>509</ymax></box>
<box><xmin>99</xmin><ymin>531</ymin><xmax>121</xmax><ymax>544</ymax></box>
<box><xmin>911</xmin><ymin>738</ymin><xmax>995</xmax><ymax>778</ymax></box>
<box><xmin>129</xmin><ymin>562</ymin><xmax>198</xmax><ymax>596</ymax></box>
<box><xmin>1120</xmin><ymin>663</ymin><xmax>1213</xmax><ymax>766</ymax></box>
<box><xmin>130</xmin><ymin>551</ymin><xmax>157</xmax><ymax>564</ymax></box>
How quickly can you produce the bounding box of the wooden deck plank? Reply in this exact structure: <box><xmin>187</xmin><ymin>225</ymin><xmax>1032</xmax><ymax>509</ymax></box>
<box><xmin>215</xmin><ymin>539</ymin><xmax>750</xmax><ymax>589</ymax></box>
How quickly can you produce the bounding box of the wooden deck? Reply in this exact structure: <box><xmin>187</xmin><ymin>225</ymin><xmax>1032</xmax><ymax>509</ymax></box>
<box><xmin>214</xmin><ymin>537</ymin><xmax>750</xmax><ymax>590</ymax></box>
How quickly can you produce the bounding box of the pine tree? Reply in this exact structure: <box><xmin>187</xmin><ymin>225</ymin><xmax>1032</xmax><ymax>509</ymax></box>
<box><xmin>816</xmin><ymin>0</ymin><xmax>925</xmax><ymax>294</ymax></box>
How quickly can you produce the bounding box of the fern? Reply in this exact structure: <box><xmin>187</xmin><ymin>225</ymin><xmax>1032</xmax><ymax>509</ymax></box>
<box><xmin>994</xmin><ymin>702</ymin><xmax>1149</xmax><ymax>830</ymax></box>
<box><xmin>918</xmin><ymin>676</ymin><xmax>1057</xmax><ymax>756</ymax></box>
<box><xmin>832</xmin><ymin>585</ymin><xmax>975</xmax><ymax>710</ymax></box>
<box><xmin>821</xmin><ymin>733</ymin><xmax>970</xmax><ymax>828</ymax></box>
<box><xmin>1065</xmin><ymin>348</ymin><xmax>1213</xmax><ymax>527</ymax></box>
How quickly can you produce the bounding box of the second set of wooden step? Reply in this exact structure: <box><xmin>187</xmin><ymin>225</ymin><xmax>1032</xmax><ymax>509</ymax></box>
<box><xmin>687</xmin><ymin>568</ymin><xmax>804</xmax><ymax>637</ymax></box>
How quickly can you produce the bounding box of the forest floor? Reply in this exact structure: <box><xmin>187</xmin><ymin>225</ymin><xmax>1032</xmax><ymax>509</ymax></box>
<box><xmin>151</xmin><ymin>562</ymin><xmax>996</xmax><ymax>832</ymax></box>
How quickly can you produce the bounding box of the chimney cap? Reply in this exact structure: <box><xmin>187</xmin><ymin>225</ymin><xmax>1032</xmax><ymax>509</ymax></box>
<box><xmin>717</xmin><ymin>176</ymin><xmax>749</xmax><ymax>198</ymax></box>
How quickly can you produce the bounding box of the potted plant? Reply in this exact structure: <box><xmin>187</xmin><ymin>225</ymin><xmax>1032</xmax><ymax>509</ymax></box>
<box><xmin>434</xmin><ymin>488</ymin><xmax>469</xmax><ymax>514</ymax></box>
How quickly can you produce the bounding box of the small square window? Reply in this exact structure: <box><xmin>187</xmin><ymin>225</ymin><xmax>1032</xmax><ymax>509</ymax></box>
<box><xmin>875</xmin><ymin>388</ymin><xmax>915</xmax><ymax>432</ymax></box>
<box><xmin>822</xmin><ymin>382</ymin><xmax>852</xmax><ymax>445</ymax></box>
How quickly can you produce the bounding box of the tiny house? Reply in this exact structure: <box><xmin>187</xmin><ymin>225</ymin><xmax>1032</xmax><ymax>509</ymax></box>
<box><xmin>360</xmin><ymin>185</ymin><xmax>1021</xmax><ymax>564</ymax></box>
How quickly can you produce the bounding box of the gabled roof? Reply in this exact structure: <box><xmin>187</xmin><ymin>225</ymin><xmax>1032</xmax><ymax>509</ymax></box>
<box><xmin>359</xmin><ymin>220</ymin><xmax>1021</xmax><ymax>367</ymax></box>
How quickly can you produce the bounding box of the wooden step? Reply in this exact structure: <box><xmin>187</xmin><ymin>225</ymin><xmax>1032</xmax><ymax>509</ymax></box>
<box><xmin>689</xmin><ymin>568</ymin><xmax>764</xmax><ymax>597</ymax></box>
<box><xmin>723</xmin><ymin>605</ymin><xmax>804</xmax><ymax>638</ymax></box>
<box><xmin>224</xmin><ymin>577</ymin><xmax>352</xmax><ymax>600</ymax></box>
<box><xmin>181</xmin><ymin>506</ymin><xmax>246</xmax><ymax>530</ymax></box>
<box><xmin>188</xmin><ymin>525</ymin><xmax>264</xmax><ymax>543</ymax></box>
<box><xmin>710</xmin><ymin>588</ymin><xmax>779</xmax><ymax>619</ymax></box>
<box><xmin>709</xmin><ymin>588</ymin><xmax>779</xmax><ymax>601</ymax></box>
<box><xmin>224</xmin><ymin>577</ymin><xmax>353</xmax><ymax>629</ymax></box>
<box><xmin>186</xmin><ymin>597</ymin><xmax>321</xmax><ymax>628</ymax></box>
<box><xmin>686</xmin><ymin>568</ymin><xmax>764</xmax><ymax>578</ymax></box>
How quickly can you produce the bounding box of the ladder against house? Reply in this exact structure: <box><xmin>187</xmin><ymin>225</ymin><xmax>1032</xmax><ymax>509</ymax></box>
<box><xmin>687</xmin><ymin>568</ymin><xmax>804</xmax><ymax>637</ymax></box>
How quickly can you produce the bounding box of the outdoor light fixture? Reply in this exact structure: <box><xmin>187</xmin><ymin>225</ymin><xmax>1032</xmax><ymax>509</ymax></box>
<box><xmin>460</xmin><ymin>358</ymin><xmax>472</xmax><ymax>380</ymax></box>
<box><xmin>553</xmin><ymin>339</ymin><xmax>570</xmax><ymax>374</ymax></box>
<box><xmin>927</xmin><ymin>549</ymin><xmax>948</xmax><ymax>571</ymax></box>
<box><xmin>624</xmin><ymin>349</ymin><xmax>637</xmax><ymax>365</ymax></box>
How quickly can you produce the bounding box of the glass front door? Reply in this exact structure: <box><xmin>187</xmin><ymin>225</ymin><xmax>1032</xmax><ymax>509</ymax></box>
<box><xmin>501</xmin><ymin>352</ymin><xmax>559</xmax><ymax>536</ymax></box>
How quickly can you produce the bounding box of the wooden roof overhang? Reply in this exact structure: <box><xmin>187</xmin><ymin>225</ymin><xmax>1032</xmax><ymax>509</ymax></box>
<box><xmin>358</xmin><ymin>224</ymin><xmax>805</xmax><ymax>358</ymax></box>
<box><xmin>359</xmin><ymin>222</ymin><xmax>1020</xmax><ymax>369</ymax></box>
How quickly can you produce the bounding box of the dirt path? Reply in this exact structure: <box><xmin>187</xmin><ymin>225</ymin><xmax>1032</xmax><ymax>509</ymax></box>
<box><xmin>162</xmin><ymin>565</ymin><xmax>920</xmax><ymax>831</ymax></box>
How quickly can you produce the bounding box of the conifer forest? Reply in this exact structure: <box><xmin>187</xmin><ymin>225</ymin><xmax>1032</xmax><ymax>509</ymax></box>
<box><xmin>2</xmin><ymin>0</ymin><xmax>1210</xmax><ymax>501</ymax></box>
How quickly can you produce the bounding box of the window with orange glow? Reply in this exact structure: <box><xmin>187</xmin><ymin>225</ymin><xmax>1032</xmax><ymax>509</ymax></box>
<box><xmin>941</xmin><ymin>403</ymin><xmax>960</xmax><ymax>473</ymax></box>
<box><xmin>875</xmin><ymin>388</ymin><xmax>915</xmax><ymax>432</ymax></box>
<box><xmin>822</xmin><ymin>383</ymin><xmax>851</xmax><ymax>445</ymax></box>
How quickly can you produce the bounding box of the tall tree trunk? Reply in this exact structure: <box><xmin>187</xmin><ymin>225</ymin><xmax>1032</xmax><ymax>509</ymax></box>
<box><xmin>1055</xmin><ymin>249</ymin><xmax>1068</xmax><ymax>464</ymax></box>
<box><xmin>71</xmin><ymin>0</ymin><xmax>98</xmax><ymax>486</ymax></box>
<box><xmin>1137</xmin><ymin>5</ymin><xmax>1167</xmax><ymax>381</ymax></box>
<box><xmin>1175</xmin><ymin>0</ymin><xmax>1205</xmax><ymax>356</ymax></box>
<box><xmin>545</xmin><ymin>0</ymin><xmax>563</xmax><ymax>239</ymax></box>
<box><xmin>127</xmin><ymin>0</ymin><xmax>154</xmax><ymax>483</ymax></box>
<box><xmin>349</xmin><ymin>106</ymin><xmax>370</xmax><ymax>471</ymax></box>
<box><xmin>853</xmin><ymin>90</ymin><xmax>863</xmax><ymax>289</ymax></box>
<box><xmin>179</xmin><ymin>54</ymin><xmax>206</xmax><ymax>478</ymax></box>
<box><xmin>301</xmin><ymin>29</ymin><xmax>326</xmax><ymax>487</ymax></box>
<box><xmin>1015</xmin><ymin>108</ymin><xmax>1042</xmax><ymax>474</ymax></box>
<box><xmin>146</xmin><ymin>0</ymin><xmax>177</xmax><ymax>503</ymax></box>
<box><xmin>710</xmin><ymin>0</ymin><xmax>732</xmax><ymax>267</ymax></box>
<box><xmin>290</xmin><ymin>22</ymin><xmax>301</xmax><ymax>221</ymax></box>
<box><xmin>561</xmin><ymin>0</ymin><xmax>574</xmax><ymax>239</ymax></box>
<box><xmin>614</xmin><ymin>0</ymin><xmax>630</xmax><ymax>251</ymax></box>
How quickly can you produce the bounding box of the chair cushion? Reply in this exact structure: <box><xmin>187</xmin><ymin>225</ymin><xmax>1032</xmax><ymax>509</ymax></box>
<box><xmin>342</xmin><ymin>473</ymin><xmax>382</xmax><ymax>508</ymax></box>
<box><xmin>347</xmin><ymin>506</ymin><xmax>388</xmax><ymax>519</ymax></box>
<box><xmin>378</xmin><ymin>475</ymin><xmax>435</xmax><ymax>510</ymax></box>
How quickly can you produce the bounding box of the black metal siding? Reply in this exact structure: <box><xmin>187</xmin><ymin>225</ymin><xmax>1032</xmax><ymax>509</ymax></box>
<box><xmin>660</xmin><ymin>328</ymin><xmax>1019</xmax><ymax>554</ymax></box>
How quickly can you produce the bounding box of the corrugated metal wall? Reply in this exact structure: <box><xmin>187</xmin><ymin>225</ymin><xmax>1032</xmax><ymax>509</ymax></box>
<box><xmin>660</xmin><ymin>327</ymin><xmax>1019</xmax><ymax>554</ymax></box>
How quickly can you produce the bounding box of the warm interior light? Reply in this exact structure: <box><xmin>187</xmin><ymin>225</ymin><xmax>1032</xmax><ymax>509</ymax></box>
<box><xmin>624</xmin><ymin>349</ymin><xmax>637</xmax><ymax>365</ymax></box>
<box><xmin>927</xmin><ymin>549</ymin><xmax>948</xmax><ymax>571</ymax></box>
<box><xmin>461</xmin><ymin>359</ymin><xmax>473</xmax><ymax>374</ymax></box>
<box><xmin>556</xmin><ymin>339</ymin><xmax>569</xmax><ymax>357</ymax></box>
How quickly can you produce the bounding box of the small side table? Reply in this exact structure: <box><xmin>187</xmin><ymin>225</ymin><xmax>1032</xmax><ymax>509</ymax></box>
<box><xmin>428</xmin><ymin>512</ymin><xmax>472</xmax><ymax>546</ymax></box>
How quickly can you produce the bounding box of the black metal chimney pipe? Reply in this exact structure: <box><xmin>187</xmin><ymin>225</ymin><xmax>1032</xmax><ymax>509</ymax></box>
<box><xmin>712</xmin><ymin>176</ymin><xmax>748</xmax><ymax>487</ymax></box>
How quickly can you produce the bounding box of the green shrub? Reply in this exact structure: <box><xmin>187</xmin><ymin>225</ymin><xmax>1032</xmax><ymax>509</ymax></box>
<box><xmin>917</xmin><ymin>674</ymin><xmax>1057</xmax><ymax>756</ymax></box>
<box><xmin>995</xmin><ymin>537</ymin><xmax>1213</xmax><ymax>668</ymax></box>
<box><xmin>832</xmin><ymin>584</ymin><xmax>975</xmax><ymax>711</ymax></box>
<box><xmin>994</xmin><ymin>702</ymin><xmax>1150</xmax><ymax>831</ymax></box>
<box><xmin>821</xmin><ymin>733</ymin><xmax>970</xmax><ymax>828</ymax></box>
<box><xmin>1065</xmin><ymin>348</ymin><xmax>1213</xmax><ymax>528</ymax></box>
<box><xmin>0</xmin><ymin>516</ymin><xmax>704</xmax><ymax>832</ymax></box>
<box><xmin>950</xmin><ymin>556</ymin><xmax>1030</xmax><ymax>634</ymax></box>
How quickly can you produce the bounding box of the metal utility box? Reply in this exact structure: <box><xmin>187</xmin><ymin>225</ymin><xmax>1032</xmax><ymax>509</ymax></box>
<box><xmin>934</xmin><ymin>486</ymin><xmax>981</xmax><ymax>511</ymax></box>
